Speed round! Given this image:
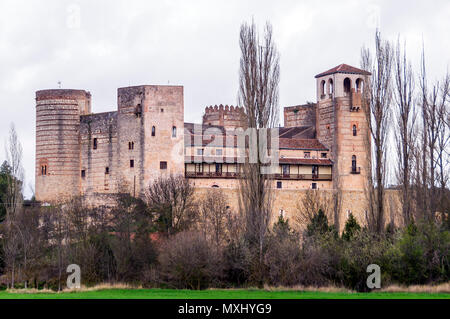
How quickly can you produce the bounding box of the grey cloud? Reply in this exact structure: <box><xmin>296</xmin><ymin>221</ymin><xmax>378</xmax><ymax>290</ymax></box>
<box><xmin>0</xmin><ymin>0</ymin><xmax>448</xmax><ymax>198</ymax></box>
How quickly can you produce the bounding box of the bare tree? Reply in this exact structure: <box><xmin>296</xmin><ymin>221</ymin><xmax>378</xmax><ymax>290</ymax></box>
<box><xmin>1</xmin><ymin>124</ymin><xmax>24</xmax><ymax>287</ymax></box>
<box><xmin>436</xmin><ymin>74</ymin><xmax>450</xmax><ymax>214</ymax></box>
<box><xmin>145</xmin><ymin>174</ymin><xmax>196</xmax><ymax>236</ymax></box>
<box><xmin>419</xmin><ymin>49</ymin><xmax>450</xmax><ymax>219</ymax></box>
<box><xmin>199</xmin><ymin>189</ymin><xmax>231</xmax><ymax>250</ymax></box>
<box><xmin>361</xmin><ymin>30</ymin><xmax>393</xmax><ymax>233</ymax></box>
<box><xmin>294</xmin><ymin>189</ymin><xmax>334</xmax><ymax>232</ymax></box>
<box><xmin>237</xmin><ymin>20</ymin><xmax>280</xmax><ymax>285</ymax></box>
<box><xmin>393</xmin><ymin>40</ymin><xmax>417</xmax><ymax>225</ymax></box>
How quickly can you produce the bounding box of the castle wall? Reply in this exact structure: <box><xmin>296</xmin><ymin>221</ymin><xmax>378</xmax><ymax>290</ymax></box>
<box><xmin>192</xmin><ymin>187</ymin><xmax>401</xmax><ymax>233</ymax></box>
<box><xmin>80</xmin><ymin>112</ymin><xmax>118</xmax><ymax>195</ymax></box>
<box><xmin>284</xmin><ymin>104</ymin><xmax>316</xmax><ymax>128</ymax></box>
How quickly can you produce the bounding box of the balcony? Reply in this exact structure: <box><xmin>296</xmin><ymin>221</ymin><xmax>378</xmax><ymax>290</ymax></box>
<box><xmin>185</xmin><ymin>171</ymin><xmax>332</xmax><ymax>181</ymax></box>
<box><xmin>351</xmin><ymin>167</ymin><xmax>361</xmax><ymax>174</ymax></box>
<box><xmin>273</xmin><ymin>173</ymin><xmax>332</xmax><ymax>181</ymax></box>
<box><xmin>185</xmin><ymin>172</ymin><xmax>239</xmax><ymax>178</ymax></box>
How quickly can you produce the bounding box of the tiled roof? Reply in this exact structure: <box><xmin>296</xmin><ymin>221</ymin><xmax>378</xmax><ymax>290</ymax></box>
<box><xmin>279</xmin><ymin>126</ymin><xmax>316</xmax><ymax>139</ymax></box>
<box><xmin>279</xmin><ymin>138</ymin><xmax>328</xmax><ymax>150</ymax></box>
<box><xmin>315</xmin><ymin>64</ymin><xmax>371</xmax><ymax>78</ymax></box>
<box><xmin>184</xmin><ymin>122</ymin><xmax>327</xmax><ymax>151</ymax></box>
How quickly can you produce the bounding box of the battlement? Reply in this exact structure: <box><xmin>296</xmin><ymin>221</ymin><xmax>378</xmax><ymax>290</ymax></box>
<box><xmin>202</xmin><ymin>104</ymin><xmax>246</xmax><ymax>129</ymax></box>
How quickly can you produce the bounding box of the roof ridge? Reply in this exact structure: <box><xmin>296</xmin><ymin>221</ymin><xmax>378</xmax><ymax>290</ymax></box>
<box><xmin>315</xmin><ymin>63</ymin><xmax>371</xmax><ymax>78</ymax></box>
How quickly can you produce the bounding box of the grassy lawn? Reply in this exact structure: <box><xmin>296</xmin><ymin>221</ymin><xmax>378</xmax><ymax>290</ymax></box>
<box><xmin>0</xmin><ymin>289</ymin><xmax>449</xmax><ymax>299</ymax></box>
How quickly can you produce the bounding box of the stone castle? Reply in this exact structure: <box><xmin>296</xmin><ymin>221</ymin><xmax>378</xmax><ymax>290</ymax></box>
<box><xmin>36</xmin><ymin>64</ymin><xmax>395</xmax><ymax>230</ymax></box>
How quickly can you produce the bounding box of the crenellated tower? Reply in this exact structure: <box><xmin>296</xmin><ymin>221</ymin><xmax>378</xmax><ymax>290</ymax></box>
<box><xmin>202</xmin><ymin>104</ymin><xmax>246</xmax><ymax>129</ymax></box>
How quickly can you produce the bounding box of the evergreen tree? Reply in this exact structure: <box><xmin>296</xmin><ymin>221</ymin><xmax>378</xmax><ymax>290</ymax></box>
<box><xmin>342</xmin><ymin>213</ymin><xmax>361</xmax><ymax>240</ymax></box>
<box><xmin>0</xmin><ymin>161</ymin><xmax>12</xmax><ymax>222</ymax></box>
<box><xmin>306</xmin><ymin>209</ymin><xmax>334</xmax><ymax>237</ymax></box>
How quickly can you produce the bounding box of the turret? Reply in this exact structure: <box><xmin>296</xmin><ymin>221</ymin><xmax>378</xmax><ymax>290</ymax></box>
<box><xmin>35</xmin><ymin>89</ymin><xmax>91</xmax><ymax>202</ymax></box>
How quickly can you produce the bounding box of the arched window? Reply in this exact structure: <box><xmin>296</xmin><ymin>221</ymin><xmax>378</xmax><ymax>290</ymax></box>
<box><xmin>352</xmin><ymin>155</ymin><xmax>357</xmax><ymax>171</ymax></box>
<box><xmin>344</xmin><ymin>78</ymin><xmax>351</xmax><ymax>95</ymax></box>
<box><xmin>328</xmin><ymin>79</ymin><xmax>334</xmax><ymax>94</ymax></box>
<box><xmin>172</xmin><ymin>126</ymin><xmax>177</xmax><ymax>138</ymax></box>
<box><xmin>320</xmin><ymin>80</ymin><xmax>326</xmax><ymax>96</ymax></box>
<box><xmin>151</xmin><ymin>126</ymin><xmax>155</xmax><ymax>137</ymax></box>
<box><xmin>353</xmin><ymin>125</ymin><xmax>357</xmax><ymax>136</ymax></box>
<box><xmin>356</xmin><ymin>78</ymin><xmax>364</xmax><ymax>92</ymax></box>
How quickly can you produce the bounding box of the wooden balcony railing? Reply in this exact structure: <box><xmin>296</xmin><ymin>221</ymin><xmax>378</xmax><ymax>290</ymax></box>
<box><xmin>185</xmin><ymin>172</ymin><xmax>239</xmax><ymax>178</ymax></box>
<box><xmin>185</xmin><ymin>171</ymin><xmax>332</xmax><ymax>181</ymax></box>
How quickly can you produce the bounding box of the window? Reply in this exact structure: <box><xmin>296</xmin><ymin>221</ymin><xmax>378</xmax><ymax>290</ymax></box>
<box><xmin>328</xmin><ymin>79</ymin><xmax>334</xmax><ymax>94</ymax></box>
<box><xmin>105</xmin><ymin>167</ymin><xmax>109</xmax><ymax>174</ymax></box>
<box><xmin>353</xmin><ymin>125</ymin><xmax>357</xmax><ymax>136</ymax></box>
<box><xmin>344</xmin><ymin>77</ymin><xmax>351</xmax><ymax>94</ymax></box>
<box><xmin>304</xmin><ymin>152</ymin><xmax>311</xmax><ymax>158</ymax></box>
<box><xmin>195</xmin><ymin>163</ymin><xmax>203</xmax><ymax>173</ymax></box>
<box><xmin>216</xmin><ymin>149</ymin><xmax>223</xmax><ymax>156</ymax></box>
<box><xmin>172</xmin><ymin>126</ymin><xmax>177</xmax><ymax>138</ymax></box>
<box><xmin>356</xmin><ymin>78</ymin><xmax>364</xmax><ymax>92</ymax></box>
<box><xmin>160</xmin><ymin>108</ymin><xmax>164</xmax><ymax>113</ymax></box>
<box><xmin>277</xmin><ymin>181</ymin><xmax>282</xmax><ymax>189</ymax></box>
<box><xmin>320</xmin><ymin>80</ymin><xmax>326</xmax><ymax>96</ymax></box>
<box><xmin>321</xmin><ymin>153</ymin><xmax>327</xmax><ymax>158</ymax></box>
<box><xmin>41</xmin><ymin>165</ymin><xmax>47</xmax><ymax>176</ymax></box>
<box><xmin>212</xmin><ymin>185</ymin><xmax>219</xmax><ymax>188</ymax></box>
<box><xmin>311</xmin><ymin>183</ymin><xmax>317</xmax><ymax>189</ymax></box>
<box><xmin>282</xmin><ymin>164</ymin><xmax>290</xmax><ymax>175</ymax></box>
<box><xmin>215</xmin><ymin>163</ymin><xmax>222</xmax><ymax>174</ymax></box>
<box><xmin>312</xmin><ymin>165</ymin><xmax>318</xmax><ymax>176</ymax></box>
<box><xmin>151</xmin><ymin>126</ymin><xmax>155</xmax><ymax>137</ymax></box>
<box><xmin>129</xmin><ymin>142</ymin><xmax>134</xmax><ymax>150</ymax></box>
<box><xmin>81</xmin><ymin>170</ymin><xmax>86</xmax><ymax>178</ymax></box>
<box><xmin>130</xmin><ymin>159</ymin><xmax>134</xmax><ymax>168</ymax></box>
<box><xmin>160</xmin><ymin>161</ymin><xmax>167</xmax><ymax>170</ymax></box>
<box><xmin>197</xmin><ymin>148</ymin><xmax>204</xmax><ymax>156</ymax></box>
<box><xmin>352</xmin><ymin>155</ymin><xmax>357</xmax><ymax>171</ymax></box>
<box><xmin>93</xmin><ymin>138</ymin><xmax>98</xmax><ymax>150</ymax></box>
<box><xmin>135</xmin><ymin>104</ymin><xmax>142</xmax><ymax>117</ymax></box>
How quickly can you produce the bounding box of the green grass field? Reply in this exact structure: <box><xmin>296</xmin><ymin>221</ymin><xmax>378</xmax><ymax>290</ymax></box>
<box><xmin>0</xmin><ymin>289</ymin><xmax>449</xmax><ymax>299</ymax></box>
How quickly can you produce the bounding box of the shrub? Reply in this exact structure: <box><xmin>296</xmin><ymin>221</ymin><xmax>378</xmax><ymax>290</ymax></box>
<box><xmin>222</xmin><ymin>236</ymin><xmax>252</xmax><ymax>287</ymax></box>
<box><xmin>265</xmin><ymin>216</ymin><xmax>302</xmax><ymax>286</ymax></box>
<box><xmin>158</xmin><ymin>231</ymin><xmax>223</xmax><ymax>289</ymax></box>
<box><xmin>388</xmin><ymin>220</ymin><xmax>449</xmax><ymax>285</ymax></box>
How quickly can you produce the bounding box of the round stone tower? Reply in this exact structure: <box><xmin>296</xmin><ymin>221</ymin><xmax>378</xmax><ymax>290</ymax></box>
<box><xmin>202</xmin><ymin>104</ymin><xmax>246</xmax><ymax>129</ymax></box>
<box><xmin>35</xmin><ymin>89</ymin><xmax>91</xmax><ymax>202</ymax></box>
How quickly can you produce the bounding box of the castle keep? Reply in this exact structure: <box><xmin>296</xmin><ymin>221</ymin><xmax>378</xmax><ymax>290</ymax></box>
<box><xmin>36</xmin><ymin>64</ymin><xmax>382</xmax><ymax>229</ymax></box>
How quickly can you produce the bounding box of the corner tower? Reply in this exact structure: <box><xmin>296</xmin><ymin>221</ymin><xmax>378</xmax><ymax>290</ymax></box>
<box><xmin>35</xmin><ymin>89</ymin><xmax>91</xmax><ymax>202</ymax></box>
<box><xmin>315</xmin><ymin>64</ymin><xmax>371</xmax><ymax>192</ymax></box>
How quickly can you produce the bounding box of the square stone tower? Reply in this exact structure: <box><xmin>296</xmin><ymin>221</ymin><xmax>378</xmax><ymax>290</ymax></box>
<box><xmin>116</xmin><ymin>85</ymin><xmax>184</xmax><ymax>197</ymax></box>
<box><xmin>315</xmin><ymin>64</ymin><xmax>371</xmax><ymax>192</ymax></box>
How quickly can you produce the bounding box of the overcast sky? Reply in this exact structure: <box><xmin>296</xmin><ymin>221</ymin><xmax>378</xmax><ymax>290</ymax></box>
<box><xmin>0</xmin><ymin>0</ymin><xmax>449</xmax><ymax>198</ymax></box>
